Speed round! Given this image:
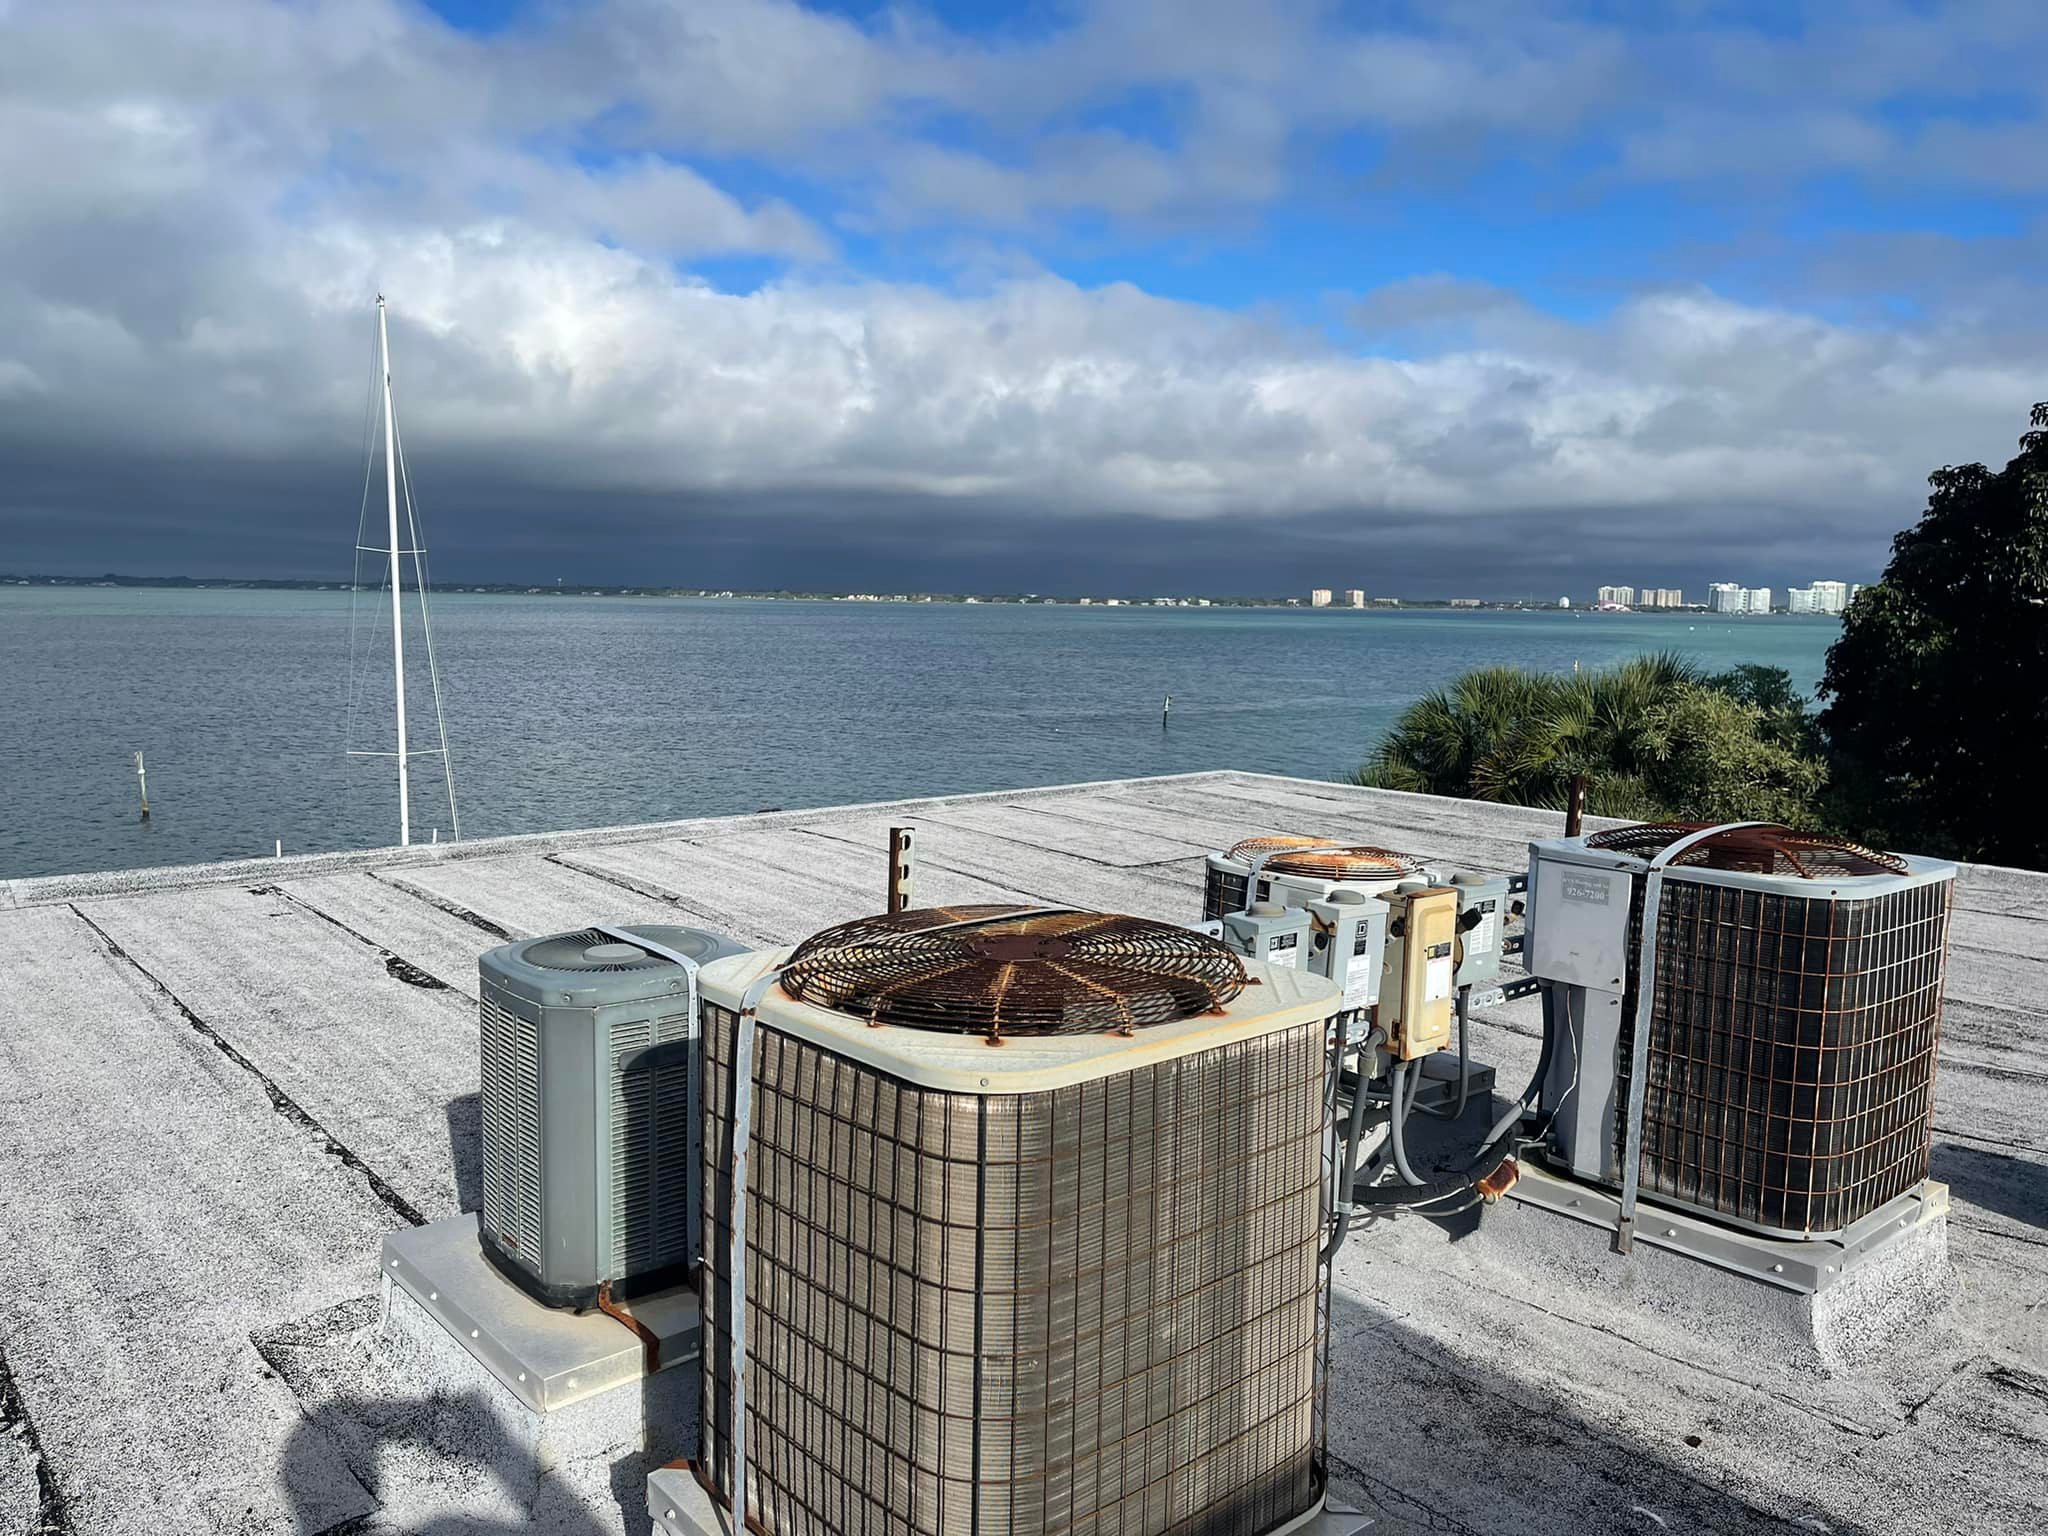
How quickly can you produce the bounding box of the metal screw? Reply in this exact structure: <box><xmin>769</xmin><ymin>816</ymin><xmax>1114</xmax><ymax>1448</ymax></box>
<box><xmin>518</xmin><ymin>1372</ymin><xmax>527</xmax><ymax>1382</ymax></box>
<box><xmin>1664</xmin><ymin>1228</ymin><xmax>1677</xmax><ymax>1238</ymax></box>
<box><xmin>429</xmin><ymin>1291</ymin><xmax>439</xmax><ymax>1301</ymax></box>
<box><xmin>470</xmin><ymin>1329</ymin><xmax>480</xmax><ymax>1339</ymax></box>
<box><xmin>1772</xmin><ymin>1263</ymin><xmax>1784</xmax><ymax>1273</ymax></box>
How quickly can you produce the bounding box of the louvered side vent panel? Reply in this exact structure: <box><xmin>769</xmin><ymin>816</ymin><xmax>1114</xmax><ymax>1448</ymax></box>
<box><xmin>1621</xmin><ymin>877</ymin><xmax>1953</xmax><ymax>1236</ymax></box>
<box><xmin>700</xmin><ymin>1004</ymin><xmax>1327</xmax><ymax>1536</ymax></box>
<box><xmin>652</xmin><ymin>1010</ymin><xmax>694</xmax><ymax>1267</ymax></box>
<box><xmin>608</xmin><ymin>1011</ymin><xmax>698</xmax><ymax>1276</ymax></box>
<box><xmin>479</xmin><ymin>992</ymin><xmax>543</xmax><ymax>1263</ymax></box>
<box><xmin>608</xmin><ymin>1019</ymin><xmax>656</xmax><ymax>1276</ymax></box>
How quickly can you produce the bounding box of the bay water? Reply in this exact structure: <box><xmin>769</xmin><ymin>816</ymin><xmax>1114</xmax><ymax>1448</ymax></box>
<box><xmin>0</xmin><ymin>588</ymin><xmax>1839</xmax><ymax>879</ymax></box>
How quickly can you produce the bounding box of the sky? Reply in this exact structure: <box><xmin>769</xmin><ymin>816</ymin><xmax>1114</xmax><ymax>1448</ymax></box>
<box><xmin>1</xmin><ymin>0</ymin><xmax>2044</xmax><ymax>598</ymax></box>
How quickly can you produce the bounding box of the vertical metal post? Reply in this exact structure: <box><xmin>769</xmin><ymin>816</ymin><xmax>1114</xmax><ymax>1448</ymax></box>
<box><xmin>135</xmin><ymin>752</ymin><xmax>150</xmax><ymax>820</ymax></box>
<box><xmin>887</xmin><ymin>826</ymin><xmax>915</xmax><ymax>914</ymax></box>
<box><xmin>1564</xmin><ymin>774</ymin><xmax>1587</xmax><ymax>839</ymax></box>
<box><xmin>377</xmin><ymin>295</ymin><xmax>411</xmax><ymax>848</ymax></box>
<box><xmin>725</xmin><ymin>969</ymin><xmax>781</xmax><ymax>1536</ymax></box>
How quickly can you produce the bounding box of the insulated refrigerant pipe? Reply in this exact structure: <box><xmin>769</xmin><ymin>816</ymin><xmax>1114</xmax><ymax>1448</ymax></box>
<box><xmin>1386</xmin><ymin>1061</ymin><xmax>1427</xmax><ymax>1186</ymax></box>
<box><xmin>1351</xmin><ymin>981</ymin><xmax>1563</xmax><ymax>1211</ymax></box>
<box><xmin>1322</xmin><ymin>1026</ymin><xmax>1385</xmax><ymax>1263</ymax></box>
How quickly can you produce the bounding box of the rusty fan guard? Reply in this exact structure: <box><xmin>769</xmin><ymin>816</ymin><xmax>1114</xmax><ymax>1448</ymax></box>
<box><xmin>1584</xmin><ymin>823</ymin><xmax>1909</xmax><ymax>878</ymax></box>
<box><xmin>1224</xmin><ymin>835</ymin><xmax>1339</xmax><ymax>862</ymax></box>
<box><xmin>779</xmin><ymin>905</ymin><xmax>1250</xmax><ymax>1039</ymax></box>
<box><xmin>1261</xmin><ymin>845</ymin><xmax>1428</xmax><ymax>880</ymax></box>
<box><xmin>1223</xmin><ymin>836</ymin><xmax>1426</xmax><ymax>881</ymax></box>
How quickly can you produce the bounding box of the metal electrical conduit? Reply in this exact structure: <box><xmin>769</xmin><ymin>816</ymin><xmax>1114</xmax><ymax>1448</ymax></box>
<box><xmin>1346</xmin><ymin>981</ymin><xmax>1563</xmax><ymax>1213</ymax></box>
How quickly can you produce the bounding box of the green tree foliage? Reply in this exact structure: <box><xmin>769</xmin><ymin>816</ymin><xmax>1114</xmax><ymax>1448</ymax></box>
<box><xmin>1820</xmin><ymin>403</ymin><xmax>2048</xmax><ymax>865</ymax></box>
<box><xmin>1360</xmin><ymin>653</ymin><xmax>1828</xmax><ymax>826</ymax></box>
<box><xmin>1703</xmin><ymin>663</ymin><xmax>1816</xmax><ymax>752</ymax></box>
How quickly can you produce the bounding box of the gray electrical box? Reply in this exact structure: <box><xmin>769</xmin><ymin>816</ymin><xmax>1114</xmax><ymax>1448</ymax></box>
<box><xmin>1221</xmin><ymin>903</ymin><xmax>1311</xmax><ymax>974</ymax></box>
<box><xmin>1449</xmin><ymin>873</ymin><xmax>1510</xmax><ymax>987</ymax></box>
<box><xmin>477</xmin><ymin>923</ymin><xmax>748</xmax><ymax>1310</ymax></box>
<box><xmin>1303</xmin><ymin>890</ymin><xmax>1386</xmax><ymax>1012</ymax></box>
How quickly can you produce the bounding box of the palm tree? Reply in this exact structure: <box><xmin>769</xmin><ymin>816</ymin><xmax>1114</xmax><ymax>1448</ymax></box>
<box><xmin>1360</xmin><ymin>652</ymin><xmax>1703</xmax><ymax>813</ymax></box>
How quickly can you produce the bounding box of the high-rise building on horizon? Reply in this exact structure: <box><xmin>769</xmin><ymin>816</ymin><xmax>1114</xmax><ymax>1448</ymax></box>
<box><xmin>1310</xmin><ymin>588</ymin><xmax>1332</xmax><ymax>608</ymax></box>
<box><xmin>1596</xmin><ymin>585</ymin><xmax>1635</xmax><ymax>608</ymax></box>
<box><xmin>1749</xmin><ymin>586</ymin><xmax>1772</xmax><ymax>613</ymax></box>
<box><xmin>1345</xmin><ymin>588</ymin><xmax>1365</xmax><ymax>608</ymax></box>
<box><xmin>1708</xmin><ymin>582</ymin><xmax>1748</xmax><ymax>614</ymax></box>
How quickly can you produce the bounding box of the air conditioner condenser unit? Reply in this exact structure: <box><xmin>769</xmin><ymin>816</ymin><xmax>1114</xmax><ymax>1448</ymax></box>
<box><xmin>1526</xmin><ymin>823</ymin><xmax>1955</xmax><ymax>1239</ymax></box>
<box><xmin>477</xmin><ymin>923</ymin><xmax>749</xmax><ymax>1309</ymax></box>
<box><xmin>695</xmin><ymin>905</ymin><xmax>1344</xmax><ymax>1536</ymax></box>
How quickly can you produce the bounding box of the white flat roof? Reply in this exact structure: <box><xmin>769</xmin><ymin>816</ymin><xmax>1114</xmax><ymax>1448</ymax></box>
<box><xmin>1</xmin><ymin>770</ymin><xmax>2043</xmax><ymax>1535</ymax></box>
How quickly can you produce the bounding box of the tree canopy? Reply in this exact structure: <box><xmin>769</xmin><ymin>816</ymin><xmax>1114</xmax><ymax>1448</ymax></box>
<box><xmin>1819</xmin><ymin>403</ymin><xmax>2048</xmax><ymax>866</ymax></box>
<box><xmin>1359</xmin><ymin>653</ymin><xmax>1827</xmax><ymax>826</ymax></box>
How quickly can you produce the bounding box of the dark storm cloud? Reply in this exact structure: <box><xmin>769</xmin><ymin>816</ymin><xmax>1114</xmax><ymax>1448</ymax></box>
<box><xmin>1</xmin><ymin>0</ymin><xmax>2044</xmax><ymax>595</ymax></box>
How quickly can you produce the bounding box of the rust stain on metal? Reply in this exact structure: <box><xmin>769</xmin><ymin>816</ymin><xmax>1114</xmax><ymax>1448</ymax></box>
<box><xmin>596</xmin><ymin>1280</ymin><xmax>662</xmax><ymax>1374</ymax></box>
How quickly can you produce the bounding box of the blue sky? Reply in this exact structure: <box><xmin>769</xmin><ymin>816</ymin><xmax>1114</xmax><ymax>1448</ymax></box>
<box><xmin>1</xmin><ymin>0</ymin><xmax>2044</xmax><ymax>594</ymax></box>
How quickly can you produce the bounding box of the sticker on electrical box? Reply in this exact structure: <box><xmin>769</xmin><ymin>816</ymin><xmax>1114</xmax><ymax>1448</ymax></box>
<box><xmin>1267</xmin><ymin>933</ymin><xmax>1300</xmax><ymax>969</ymax></box>
<box><xmin>1469</xmin><ymin>900</ymin><xmax>1497</xmax><ymax>956</ymax></box>
<box><xmin>1424</xmin><ymin>939</ymin><xmax>1454</xmax><ymax>1001</ymax></box>
<box><xmin>1560</xmin><ymin>874</ymin><xmax>1613</xmax><ymax>906</ymax></box>
<box><xmin>1343</xmin><ymin>965</ymin><xmax>1375</xmax><ymax>1010</ymax></box>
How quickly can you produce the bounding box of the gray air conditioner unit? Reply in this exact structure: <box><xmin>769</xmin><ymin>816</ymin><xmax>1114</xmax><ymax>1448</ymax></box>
<box><xmin>1526</xmin><ymin>823</ymin><xmax>1955</xmax><ymax>1239</ymax></box>
<box><xmin>1203</xmin><ymin>836</ymin><xmax>1434</xmax><ymax>921</ymax></box>
<box><xmin>696</xmin><ymin>905</ymin><xmax>1343</xmax><ymax>1536</ymax></box>
<box><xmin>477</xmin><ymin>923</ymin><xmax>748</xmax><ymax>1310</ymax></box>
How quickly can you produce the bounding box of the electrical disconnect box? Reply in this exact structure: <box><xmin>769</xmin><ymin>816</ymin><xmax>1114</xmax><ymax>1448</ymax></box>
<box><xmin>1449</xmin><ymin>873</ymin><xmax>1510</xmax><ymax>987</ymax></box>
<box><xmin>1378</xmin><ymin>884</ymin><xmax>1459</xmax><ymax>1060</ymax></box>
<box><xmin>1304</xmin><ymin>890</ymin><xmax>1386</xmax><ymax>1013</ymax></box>
<box><xmin>1221</xmin><ymin>903</ymin><xmax>1311</xmax><ymax>972</ymax></box>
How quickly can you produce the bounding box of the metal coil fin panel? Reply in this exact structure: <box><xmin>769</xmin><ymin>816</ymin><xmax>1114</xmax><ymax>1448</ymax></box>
<box><xmin>478</xmin><ymin>993</ymin><xmax>543</xmax><ymax>1261</ymax></box>
<box><xmin>1622</xmin><ymin>877</ymin><xmax>1952</xmax><ymax>1235</ymax></box>
<box><xmin>699</xmin><ymin>1004</ymin><xmax>1328</xmax><ymax>1536</ymax></box>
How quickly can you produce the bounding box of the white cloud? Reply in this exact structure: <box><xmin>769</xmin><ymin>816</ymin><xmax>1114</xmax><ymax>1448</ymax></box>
<box><xmin>0</xmin><ymin>0</ymin><xmax>2042</xmax><ymax>574</ymax></box>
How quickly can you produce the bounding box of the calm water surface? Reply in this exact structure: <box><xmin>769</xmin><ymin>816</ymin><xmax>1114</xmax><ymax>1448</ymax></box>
<box><xmin>0</xmin><ymin>588</ymin><xmax>1841</xmax><ymax>878</ymax></box>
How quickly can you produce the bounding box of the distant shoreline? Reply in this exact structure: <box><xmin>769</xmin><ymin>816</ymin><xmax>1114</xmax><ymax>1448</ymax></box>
<box><xmin>1</xmin><ymin>571</ymin><xmax>1837</xmax><ymax>615</ymax></box>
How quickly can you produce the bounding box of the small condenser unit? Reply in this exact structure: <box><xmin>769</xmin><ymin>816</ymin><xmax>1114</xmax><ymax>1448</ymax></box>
<box><xmin>1527</xmin><ymin>823</ymin><xmax>1955</xmax><ymax>1238</ymax></box>
<box><xmin>696</xmin><ymin>904</ymin><xmax>1342</xmax><ymax>1536</ymax></box>
<box><xmin>1202</xmin><ymin>835</ymin><xmax>1433</xmax><ymax>920</ymax></box>
<box><xmin>477</xmin><ymin>923</ymin><xmax>748</xmax><ymax>1309</ymax></box>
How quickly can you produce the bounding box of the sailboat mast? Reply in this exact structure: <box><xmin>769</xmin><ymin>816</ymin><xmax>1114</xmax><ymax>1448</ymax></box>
<box><xmin>377</xmin><ymin>295</ymin><xmax>411</xmax><ymax>847</ymax></box>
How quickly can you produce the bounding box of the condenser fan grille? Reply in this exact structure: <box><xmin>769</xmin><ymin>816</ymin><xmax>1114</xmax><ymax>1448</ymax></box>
<box><xmin>1224</xmin><ymin>834</ymin><xmax>1339</xmax><ymax>862</ymax></box>
<box><xmin>517</xmin><ymin>926</ymin><xmax>728</xmax><ymax>972</ymax></box>
<box><xmin>1261</xmin><ymin>844</ymin><xmax>1428</xmax><ymax>880</ymax></box>
<box><xmin>780</xmin><ymin>905</ymin><xmax>1249</xmax><ymax>1037</ymax></box>
<box><xmin>1585</xmin><ymin>823</ymin><xmax>1909</xmax><ymax>878</ymax></box>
